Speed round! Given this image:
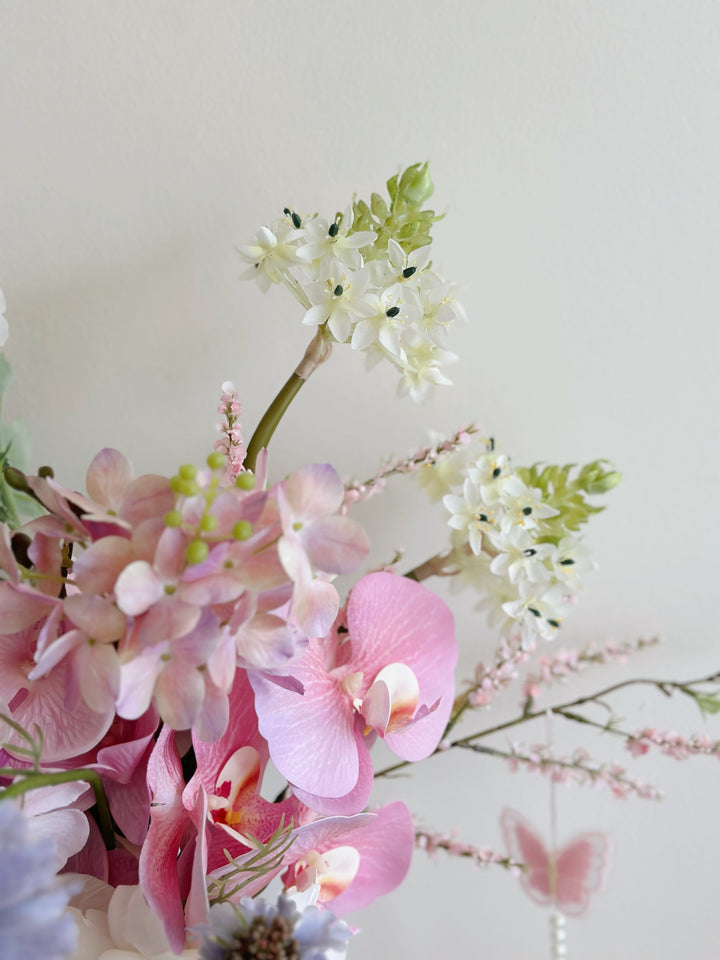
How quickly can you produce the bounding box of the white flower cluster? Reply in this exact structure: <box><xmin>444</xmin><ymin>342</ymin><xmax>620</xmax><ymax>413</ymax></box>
<box><xmin>437</xmin><ymin>442</ymin><xmax>596</xmax><ymax>646</ymax></box>
<box><xmin>238</xmin><ymin>206</ymin><xmax>464</xmax><ymax>401</ymax></box>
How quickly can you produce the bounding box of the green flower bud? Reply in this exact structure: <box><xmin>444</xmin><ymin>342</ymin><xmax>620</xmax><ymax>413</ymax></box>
<box><xmin>235</xmin><ymin>472</ymin><xmax>256</xmax><ymax>491</ymax></box>
<box><xmin>179</xmin><ymin>463</ymin><xmax>197</xmax><ymax>480</ymax></box>
<box><xmin>185</xmin><ymin>539</ymin><xmax>209</xmax><ymax>565</ymax></box>
<box><xmin>397</xmin><ymin>162</ymin><xmax>434</xmax><ymax>206</ymax></box>
<box><xmin>578</xmin><ymin>460</ymin><xmax>622</xmax><ymax>495</ymax></box>
<box><xmin>170</xmin><ymin>476</ymin><xmax>200</xmax><ymax>497</ymax></box>
<box><xmin>3</xmin><ymin>465</ymin><xmax>30</xmax><ymax>494</ymax></box>
<box><xmin>200</xmin><ymin>513</ymin><xmax>218</xmax><ymax>532</ymax></box>
<box><xmin>232</xmin><ymin>520</ymin><xmax>253</xmax><ymax>541</ymax></box>
<box><xmin>370</xmin><ymin>192</ymin><xmax>389</xmax><ymax>222</ymax></box>
<box><xmin>164</xmin><ymin>509</ymin><xmax>183</xmax><ymax>527</ymax></box>
<box><xmin>206</xmin><ymin>451</ymin><xmax>226</xmax><ymax>471</ymax></box>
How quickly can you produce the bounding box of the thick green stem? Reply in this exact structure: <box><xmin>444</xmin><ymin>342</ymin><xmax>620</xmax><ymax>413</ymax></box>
<box><xmin>244</xmin><ymin>329</ymin><xmax>332</xmax><ymax>472</ymax></box>
<box><xmin>0</xmin><ymin>768</ymin><xmax>115</xmax><ymax>849</ymax></box>
<box><xmin>244</xmin><ymin>372</ymin><xmax>306</xmax><ymax>472</ymax></box>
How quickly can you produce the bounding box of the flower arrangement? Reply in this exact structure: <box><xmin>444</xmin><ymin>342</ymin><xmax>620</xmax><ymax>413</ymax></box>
<box><xmin>0</xmin><ymin>164</ymin><xmax>717</xmax><ymax>960</ymax></box>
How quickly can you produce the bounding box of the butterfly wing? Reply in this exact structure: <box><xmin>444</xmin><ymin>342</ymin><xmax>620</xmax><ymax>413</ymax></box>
<box><xmin>501</xmin><ymin>808</ymin><xmax>553</xmax><ymax>907</ymax></box>
<box><xmin>554</xmin><ymin>832</ymin><xmax>611</xmax><ymax>916</ymax></box>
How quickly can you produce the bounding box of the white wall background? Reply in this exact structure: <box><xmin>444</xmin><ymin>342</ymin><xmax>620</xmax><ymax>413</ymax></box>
<box><xmin>1</xmin><ymin>2</ymin><xmax>719</xmax><ymax>956</ymax></box>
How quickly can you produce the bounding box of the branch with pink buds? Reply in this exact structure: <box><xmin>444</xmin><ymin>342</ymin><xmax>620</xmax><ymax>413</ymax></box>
<box><xmin>415</xmin><ymin>825</ymin><xmax>523</xmax><ymax>872</ymax></box>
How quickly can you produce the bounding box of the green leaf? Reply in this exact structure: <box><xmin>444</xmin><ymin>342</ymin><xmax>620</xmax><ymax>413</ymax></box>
<box><xmin>516</xmin><ymin>458</ymin><xmax>620</xmax><ymax>542</ymax></box>
<box><xmin>682</xmin><ymin>687</ymin><xmax>720</xmax><ymax>717</ymax></box>
<box><xmin>370</xmin><ymin>191</ymin><xmax>389</xmax><ymax>221</ymax></box>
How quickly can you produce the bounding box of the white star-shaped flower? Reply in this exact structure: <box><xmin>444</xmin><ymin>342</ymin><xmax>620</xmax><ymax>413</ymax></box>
<box><xmin>302</xmin><ymin>267</ymin><xmax>372</xmax><ymax>342</ymax></box>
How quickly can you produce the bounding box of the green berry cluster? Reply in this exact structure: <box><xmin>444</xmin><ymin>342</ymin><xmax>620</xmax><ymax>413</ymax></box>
<box><xmin>165</xmin><ymin>454</ymin><xmax>257</xmax><ymax>564</ymax></box>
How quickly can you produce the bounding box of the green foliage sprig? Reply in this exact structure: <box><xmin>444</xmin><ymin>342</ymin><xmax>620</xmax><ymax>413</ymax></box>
<box><xmin>516</xmin><ymin>459</ymin><xmax>621</xmax><ymax>544</ymax></box>
<box><xmin>351</xmin><ymin>162</ymin><xmax>443</xmax><ymax>259</ymax></box>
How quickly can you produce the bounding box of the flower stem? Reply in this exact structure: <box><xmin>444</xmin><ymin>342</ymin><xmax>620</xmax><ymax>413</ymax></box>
<box><xmin>244</xmin><ymin>329</ymin><xmax>332</xmax><ymax>472</ymax></box>
<box><xmin>404</xmin><ymin>550</ymin><xmax>455</xmax><ymax>582</ymax></box>
<box><xmin>373</xmin><ymin>669</ymin><xmax>720</xmax><ymax>779</ymax></box>
<box><xmin>0</xmin><ymin>768</ymin><xmax>115</xmax><ymax>849</ymax></box>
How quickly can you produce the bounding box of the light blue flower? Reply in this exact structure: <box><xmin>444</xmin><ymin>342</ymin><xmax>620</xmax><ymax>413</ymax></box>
<box><xmin>0</xmin><ymin>798</ymin><xmax>81</xmax><ymax>960</ymax></box>
<box><xmin>199</xmin><ymin>892</ymin><xmax>352</xmax><ymax>960</ymax></box>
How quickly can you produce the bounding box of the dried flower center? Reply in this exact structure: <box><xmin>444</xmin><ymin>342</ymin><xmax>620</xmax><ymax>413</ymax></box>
<box><xmin>225</xmin><ymin>916</ymin><xmax>300</xmax><ymax>960</ymax></box>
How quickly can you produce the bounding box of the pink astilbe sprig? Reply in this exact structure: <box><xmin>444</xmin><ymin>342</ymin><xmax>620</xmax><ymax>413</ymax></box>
<box><xmin>415</xmin><ymin>825</ymin><xmax>522</xmax><ymax>872</ymax></box>
<box><xmin>522</xmin><ymin>636</ymin><xmax>660</xmax><ymax>702</ymax></box>
<box><xmin>467</xmin><ymin>634</ymin><xmax>532</xmax><ymax>709</ymax></box>
<box><xmin>341</xmin><ymin>422</ymin><xmax>482</xmax><ymax>514</ymax></box>
<box><xmin>626</xmin><ymin>728</ymin><xmax>720</xmax><ymax>760</ymax></box>
<box><xmin>214</xmin><ymin>381</ymin><xmax>246</xmax><ymax>484</ymax></box>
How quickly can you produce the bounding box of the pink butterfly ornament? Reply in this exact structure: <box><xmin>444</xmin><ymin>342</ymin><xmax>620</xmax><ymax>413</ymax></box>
<box><xmin>501</xmin><ymin>808</ymin><xmax>611</xmax><ymax>918</ymax></box>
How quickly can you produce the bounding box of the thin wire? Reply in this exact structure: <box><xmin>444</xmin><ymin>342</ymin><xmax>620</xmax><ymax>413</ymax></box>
<box><xmin>545</xmin><ymin>709</ymin><xmax>566</xmax><ymax>958</ymax></box>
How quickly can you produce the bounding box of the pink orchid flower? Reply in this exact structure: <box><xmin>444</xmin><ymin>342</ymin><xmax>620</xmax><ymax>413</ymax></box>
<box><xmin>280</xmin><ymin>800</ymin><xmax>414</xmax><ymax>916</ymax></box>
<box><xmin>140</xmin><ymin>670</ymin><xmax>281</xmax><ymax>951</ymax></box>
<box><xmin>206</xmin><ymin>801</ymin><xmax>413</xmax><ymax>918</ymax></box>
<box><xmin>249</xmin><ymin>571</ymin><xmax>457</xmax><ymax>813</ymax></box>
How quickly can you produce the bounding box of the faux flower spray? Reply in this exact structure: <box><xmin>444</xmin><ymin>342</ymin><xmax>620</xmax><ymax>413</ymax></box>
<box><xmin>0</xmin><ymin>165</ymin><xmax>717</xmax><ymax>960</ymax></box>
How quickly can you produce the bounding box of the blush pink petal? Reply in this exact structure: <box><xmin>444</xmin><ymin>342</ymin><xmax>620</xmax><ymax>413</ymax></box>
<box><xmin>250</xmin><ymin>641</ymin><xmax>359</xmax><ymax>799</ymax></box>
<box><xmin>85</xmin><ymin>448</ymin><xmax>134</xmax><ymax>509</ymax></box>
<box><xmin>301</xmin><ymin>516</ymin><xmax>370</xmax><ymax>574</ymax></box>
<box><xmin>27</xmin><ymin>807</ymin><xmax>90</xmax><ymax>870</ymax></box>
<box><xmin>179</xmin><ymin>572</ymin><xmax>244</xmax><ymax>606</ymax></box>
<box><xmin>117</xmin><ymin>654</ymin><xmax>163</xmax><ymax>720</ymax></box>
<box><xmin>187</xmin><ymin>670</ymin><xmax>267</xmax><ymax>806</ymax></box>
<box><xmin>233</xmin><ymin>613</ymin><xmax>302</xmax><ymax>672</ymax></box>
<box><xmin>140</xmin><ymin>727</ymin><xmax>188</xmax><ymax>954</ymax></box>
<box><xmin>26</xmin><ymin>476</ymin><xmax>92</xmax><ymax>535</ymax></box>
<box><xmin>232</xmin><ymin>813</ymin><xmax>376</xmax><ymax>900</ymax></box>
<box><xmin>283</xmin><ymin>464</ymin><xmax>344</xmax><ymax>519</ymax></box>
<box><xmin>293</xmin><ymin>578</ymin><xmax>339</xmax><ymax>639</ymax></box>
<box><xmin>348</xmin><ymin>572</ymin><xmax>457</xmax><ymax>761</ymax></box>
<box><xmin>183</xmin><ymin>789</ymin><xmax>210</xmax><ymax>940</ymax></box>
<box><xmin>131</xmin><ymin>516</ymin><xmax>167</xmax><ymax>563</ymax></box>
<box><xmin>75</xmin><ymin>642</ymin><xmax>121</xmax><ymax>713</ymax></box>
<box><xmin>27</xmin><ymin>533</ymin><xmax>62</xmax><ymax>592</ymax></box>
<box><xmin>317</xmin><ymin>801</ymin><xmax>414</xmax><ymax>916</ymax></box>
<box><xmin>114</xmin><ymin>560</ymin><xmax>164</xmax><ymax>616</ymax></box>
<box><xmin>29</xmin><ymin>628</ymin><xmax>82</xmax><ymax>679</ymax></box>
<box><xmin>0</xmin><ymin>582</ymin><xmax>57</xmax><ymax>632</ymax></box>
<box><xmin>0</xmin><ymin>629</ymin><xmax>113</xmax><ymax>760</ymax></box>
<box><xmin>206</xmin><ymin>630</ymin><xmax>236</xmax><ymax>691</ymax></box>
<box><xmin>136</xmin><ymin>597</ymin><xmax>201</xmax><ymax>646</ymax></box>
<box><xmin>154</xmin><ymin>527</ymin><xmax>187</xmax><ymax>581</ymax></box>
<box><xmin>73</xmin><ymin>537</ymin><xmax>136</xmax><ymax>595</ymax></box>
<box><xmin>192</xmin><ymin>675</ymin><xmax>230</xmax><ymax>743</ymax></box>
<box><xmin>63</xmin><ymin>594</ymin><xmax>126</xmax><ymax>641</ymax></box>
<box><xmin>289</xmin><ymin>715</ymin><xmax>375</xmax><ymax>816</ymax></box>
<box><xmin>154</xmin><ymin>659</ymin><xmax>205</xmax><ymax>731</ymax></box>
<box><xmin>120</xmin><ymin>475</ymin><xmax>174</xmax><ymax>528</ymax></box>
